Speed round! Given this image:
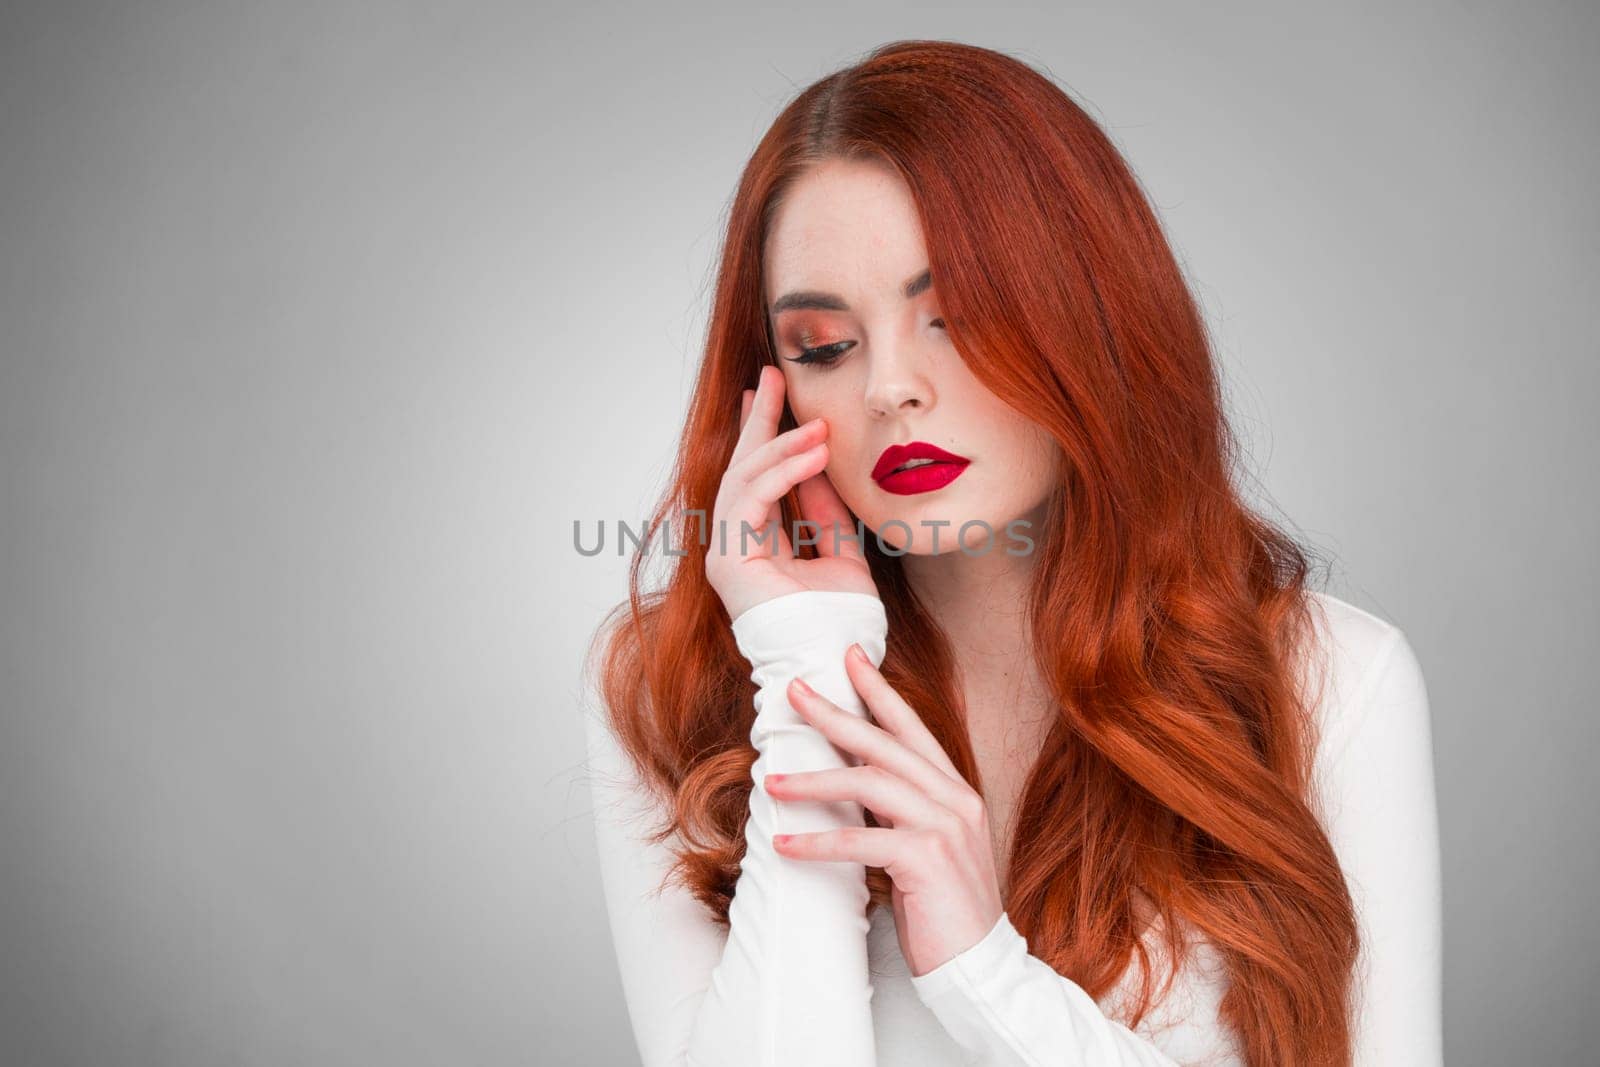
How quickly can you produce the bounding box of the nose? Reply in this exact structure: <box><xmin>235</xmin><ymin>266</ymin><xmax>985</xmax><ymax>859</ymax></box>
<box><xmin>864</xmin><ymin>338</ymin><xmax>935</xmax><ymax>420</ymax></box>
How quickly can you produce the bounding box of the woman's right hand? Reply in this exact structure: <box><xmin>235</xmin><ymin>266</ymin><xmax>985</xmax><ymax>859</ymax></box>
<box><xmin>705</xmin><ymin>364</ymin><xmax>879</xmax><ymax>623</ymax></box>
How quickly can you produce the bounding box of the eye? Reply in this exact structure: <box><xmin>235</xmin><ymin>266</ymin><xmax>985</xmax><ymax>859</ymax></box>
<box><xmin>786</xmin><ymin>340</ymin><xmax>855</xmax><ymax>369</ymax></box>
<box><xmin>931</xmin><ymin>317</ymin><xmax>946</xmax><ymax>329</ymax></box>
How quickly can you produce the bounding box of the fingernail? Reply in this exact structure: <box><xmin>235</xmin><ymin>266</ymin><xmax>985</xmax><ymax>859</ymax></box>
<box><xmin>790</xmin><ymin>676</ymin><xmax>815</xmax><ymax>697</ymax></box>
<box><xmin>773</xmin><ymin>834</ymin><xmax>792</xmax><ymax>846</ymax></box>
<box><xmin>765</xmin><ymin>773</ymin><xmax>785</xmax><ymax>786</ymax></box>
<box><xmin>848</xmin><ymin>643</ymin><xmax>867</xmax><ymax>662</ymax></box>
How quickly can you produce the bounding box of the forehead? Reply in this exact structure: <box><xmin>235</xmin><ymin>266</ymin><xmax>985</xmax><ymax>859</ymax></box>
<box><xmin>763</xmin><ymin>158</ymin><xmax>930</xmax><ymax>304</ymax></box>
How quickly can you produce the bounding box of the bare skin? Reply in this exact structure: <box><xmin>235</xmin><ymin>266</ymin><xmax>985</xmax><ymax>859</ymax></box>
<box><xmin>899</xmin><ymin>504</ymin><xmax>1058</xmax><ymax>893</ymax></box>
<box><xmin>763</xmin><ymin>155</ymin><xmax>1063</xmax><ymax>890</ymax></box>
<box><xmin>702</xmin><ymin>156</ymin><xmax>1076</xmax><ymax>975</ymax></box>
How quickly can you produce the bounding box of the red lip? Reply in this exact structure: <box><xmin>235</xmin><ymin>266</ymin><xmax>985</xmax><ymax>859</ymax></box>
<box><xmin>871</xmin><ymin>441</ymin><xmax>971</xmax><ymax>495</ymax></box>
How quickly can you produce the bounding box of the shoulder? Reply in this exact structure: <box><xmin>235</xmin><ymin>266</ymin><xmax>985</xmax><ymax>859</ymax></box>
<box><xmin>1300</xmin><ymin>590</ymin><xmax>1431</xmax><ymax>784</ymax></box>
<box><xmin>1302</xmin><ymin>590</ymin><xmax>1410</xmax><ymax>697</ymax></box>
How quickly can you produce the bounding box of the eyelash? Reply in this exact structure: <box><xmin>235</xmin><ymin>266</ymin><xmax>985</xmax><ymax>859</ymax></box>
<box><xmin>789</xmin><ymin>318</ymin><xmax>946</xmax><ymax>369</ymax></box>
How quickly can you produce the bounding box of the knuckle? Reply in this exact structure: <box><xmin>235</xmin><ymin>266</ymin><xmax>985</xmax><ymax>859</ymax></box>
<box><xmin>936</xmin><ymin>809</ymin><xmax>967</xmax><ymax>839</ymax></box>
<box><xmin>923</xmin><ymin>831</ymin><xmax>957</xmax><ymax>864</ymax></box>
<box><xmin>956</xmin><ymin>790</ymin><xmax>987</xmax><ymax>826</ymax></box>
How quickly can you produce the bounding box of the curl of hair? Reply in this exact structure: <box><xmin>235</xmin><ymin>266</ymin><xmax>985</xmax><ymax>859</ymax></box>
<box><xmin>585</xmin><ymin>39</ymin><xmax>1358</xmax><ymax>1067</ymax></box>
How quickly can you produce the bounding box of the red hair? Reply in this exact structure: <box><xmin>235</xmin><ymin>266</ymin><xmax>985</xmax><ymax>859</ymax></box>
<box><xmin>587</xmin><ymin>39</ymin><xmax>1358</xmax><ymax>1066</ymax></box>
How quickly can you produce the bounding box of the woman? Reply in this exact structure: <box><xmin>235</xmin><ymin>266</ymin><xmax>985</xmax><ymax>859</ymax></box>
<box><xmin>582</xmin><ymin>39</ymin><xmax>1441</xmax><ymax>1067</ymax></box>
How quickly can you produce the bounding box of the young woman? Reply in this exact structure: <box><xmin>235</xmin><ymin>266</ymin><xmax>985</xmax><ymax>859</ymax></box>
<box><xmin>582</xmin><ymin>39</ymin><xmax>1441</xmax><ymax>1067</ymax></box>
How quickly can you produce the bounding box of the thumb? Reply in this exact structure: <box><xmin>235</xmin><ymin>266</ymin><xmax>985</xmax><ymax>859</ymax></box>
<box><xmin>794</xmin><ymin>470</ymin><xmax>865</xmax><ymax>563</ymax></box>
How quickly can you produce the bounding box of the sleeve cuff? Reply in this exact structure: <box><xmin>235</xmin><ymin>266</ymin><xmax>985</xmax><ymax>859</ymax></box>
<box><xmin>729</xmin><ymin>590</ymin><xmax>888</xmax><ymax>672</ymax></box>
<box><xmin>908</xmin><ymin>909</ymin><xmax>1025</xmax><ymax>1003</ymax></box>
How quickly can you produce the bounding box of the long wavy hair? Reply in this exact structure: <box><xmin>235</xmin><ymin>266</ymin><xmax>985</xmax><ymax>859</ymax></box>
<box><xmin>586</xmin><ymin>39</ymin><xmax>1357</xmax><ymax>1067</ymax></box>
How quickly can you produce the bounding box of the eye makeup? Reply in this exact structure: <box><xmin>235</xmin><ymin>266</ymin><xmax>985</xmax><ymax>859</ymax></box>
<box><xmin>777</xmin><ymin>321</ymin><xmax>854</xmax><ymax>369</ymax></box>
<box><xmin>778</xmin><ymin>317</ymin><xmax>948</xmax><ymax>370</ymax></box>
<box><xmin>787</xmin><ymin>338</ymin><xmax>855</xmax><ymax>369</ymax></box>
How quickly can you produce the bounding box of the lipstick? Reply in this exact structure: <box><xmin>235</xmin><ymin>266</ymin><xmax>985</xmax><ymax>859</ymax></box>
<box><xmin>872</xmin><ymin>441</ymin><xmax>971</xmax><ymax>496</ymax></box>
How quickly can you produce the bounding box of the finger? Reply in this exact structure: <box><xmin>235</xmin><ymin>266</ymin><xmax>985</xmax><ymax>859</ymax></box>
<box><xmin>736</xmin><ymin>385</ymin><xmax>786</xmax><ymax>540</ymax></box>
<box><xmin>729</xmin><ymin>364</ymin><xmax>784</xmax><ymax>468</ymax></box>
<box><xmin>844</xmin><ymin>647</ymin><xmax>965</xmax><ymax>781</ymax></box>
<box><xmin>723</xmin><ymin>370</ymin><xmax>823</xmax><ymax>560</ymax></box>
<box><xmin>793</xmin><ymin>452</ymin><xmax>865</xmax><ymax>563</ymax></box>
<box><xmin>742</xmin><ymin>382</ymin><xmax>800</xmax><ymax>543</ymax></box>
<box><xmin>766</xmin><ymin>766</ymin><xmax>955</xmax><ymax>833</ymax></box>
<box><xmin>721</xmin><ymin>435</ymin><xmax>829</xmax><ymax>560</ymax></box>
<box><xmin>788</xmin><ymin>677</ymin><xmax>972</xmax><ymax>814</ymax></box>
<box><xmin>744</xmin><ymin>441</ymin><xmax>829</xmax><ymax>518</ymax></box>
<box><xmin>733</xmin><ymin>416</ymin><xmax>827</xmax><ymax>484</ymax></box>
<box><xmin>773</xmin><ymin>825</ymin><xmax>906</xmax><ymax>869</ymax></box>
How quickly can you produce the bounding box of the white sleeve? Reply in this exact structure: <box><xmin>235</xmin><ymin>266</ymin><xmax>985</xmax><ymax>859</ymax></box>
<box><xmin>907</xmin><ymin>910</ymin><xmax>1186</xmax><ymax>1066</ymax></box>
<box><xmin>1315</xmin><ymin>628</ymin><xmax>1444</xmax><ymax>1065</ymax></box>
<box><xmin>904</xmin><ymin>626</ymin><xmax>1444</xmax><ymax>1066</ymax></box>
<box><xmin>585</xmin><ymin>589</ymin><xmax>889</xmax><ymax>1067</ymax></box>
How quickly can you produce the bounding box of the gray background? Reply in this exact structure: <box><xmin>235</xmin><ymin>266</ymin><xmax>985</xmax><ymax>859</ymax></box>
<box><xmin>1</xmin><ymin>2</ymin><xmax>1593</xmax><ymax>1065</ymax></box>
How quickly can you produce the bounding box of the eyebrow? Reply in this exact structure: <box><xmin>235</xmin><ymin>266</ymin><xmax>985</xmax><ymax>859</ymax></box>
<box><xmin>770</xmin><ymin>267</ymin><xmax>933</xmax><ymax>315</ymax></box>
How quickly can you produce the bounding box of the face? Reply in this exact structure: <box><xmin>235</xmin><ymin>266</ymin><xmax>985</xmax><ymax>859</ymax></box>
<box><xmin>763</xmin><ymin>156</ymin><xmax>1061</xmax><ymax>556</ymax></box>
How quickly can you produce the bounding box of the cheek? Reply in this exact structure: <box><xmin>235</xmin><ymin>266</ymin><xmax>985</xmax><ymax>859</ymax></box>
<box><xmin>1022</xmin><ymin>433</ymin><xmax>1064</xmax><ymax>495</ymax></box>
<box><xmin>778</xmin><ymin>372</ymin><xmax>818</xmax><ymax>426</ymax></box>
<box><xmin>784</xmin><ymin>380</ymin><xmax>845</xmax><ymax>437</ymax></box>
<box><xmin>797</xmin><ymin>397</ymin><xmax>865</xmax><ymax>482</ymax></box>
<box><xmin>990</xmin><ymin>409</ymin><xmax>1060</xmax><ymax>482</ymax></box>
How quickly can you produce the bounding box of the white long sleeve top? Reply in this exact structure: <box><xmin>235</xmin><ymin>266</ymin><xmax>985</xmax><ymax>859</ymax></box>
<box><xmin>583</xmin><ymin>589</ymin><xmax>1442</xmax><ymax>1066</ymax></box>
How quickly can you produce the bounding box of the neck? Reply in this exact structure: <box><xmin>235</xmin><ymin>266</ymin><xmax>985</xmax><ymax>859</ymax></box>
<box><xmin>899</xmin><ymin>498</ymin><xmax>1055</xmax><ymax>730</ymax></box>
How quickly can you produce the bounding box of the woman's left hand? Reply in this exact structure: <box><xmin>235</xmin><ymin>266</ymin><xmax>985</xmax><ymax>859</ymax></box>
<box><xmin>765</xmin><ymin>642</ymin><xmax>1004</xmax><ymax>978</ymax></box>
